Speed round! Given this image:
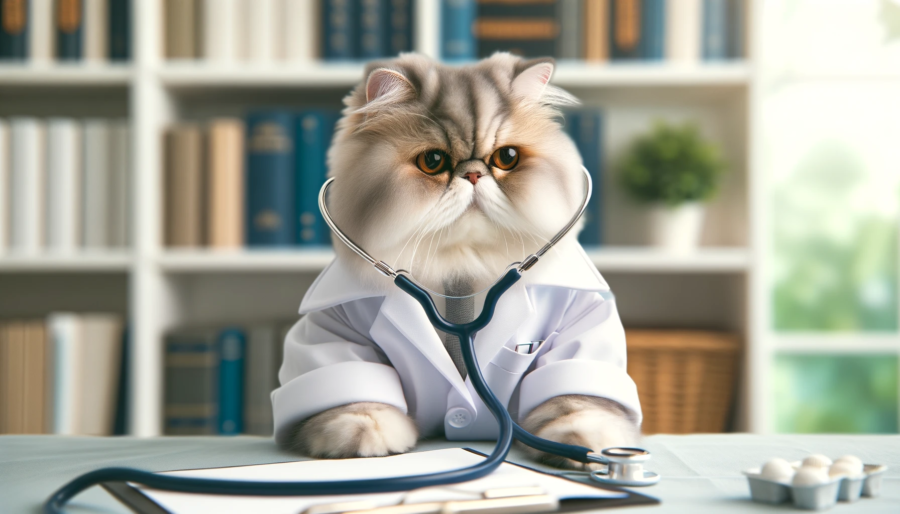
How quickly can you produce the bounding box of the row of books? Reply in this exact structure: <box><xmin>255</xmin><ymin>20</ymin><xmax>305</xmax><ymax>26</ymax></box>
<box><xmin>0</xmin><ymin>0</ymin><xmax>131</xmax><ymax>62</ymax></box>
<box><xmin>164</xmin><ymin>0</ymin><xmax>413</xmax><ymax>63</ymax></box>
<box><xmin>442</xmin><ymin>0</ymin><xmax>745</xmax><ymax>62</ymax></box>
<box><xmin>0</xmin><ymin>314</ymin><xmax>128</xmax><ymax>436</ymax></box>
<box><xmin>164</xmin><ymin>321</ymin><xmax>291</xmax><ymax>436</ymax></box>
<box><xmin>164</xmin><ymin>111</ymin><xmax>337</xmax><ymax>248</ymax></box>
<box><xmin>564</xmin><ymin>108</ymin><xmax>604</xmax><ymax>246</ymax></box>
<box><xmin>0</xmin><ymin>118</ymin><xmax>131</xmax><ymax>254</ymax></box>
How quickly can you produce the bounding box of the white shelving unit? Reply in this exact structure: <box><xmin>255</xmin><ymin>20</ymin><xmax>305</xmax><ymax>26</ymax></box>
<box><xmin>0</xmin><ymin>0</ymin><xmax>763</xmax><ymax>436</ymax></box>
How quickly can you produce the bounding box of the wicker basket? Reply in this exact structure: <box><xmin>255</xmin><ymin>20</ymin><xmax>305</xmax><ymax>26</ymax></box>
<box><xmin>626</xmin><ymin>330</ymin><xmax>741</xmax><ymax>434</ymax></box>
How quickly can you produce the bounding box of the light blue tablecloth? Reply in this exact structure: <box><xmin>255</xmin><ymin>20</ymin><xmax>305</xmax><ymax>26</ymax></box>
<box><xmin>1</xmin><ymin>434</ymin><xmax>897</xmax><ymax>513</ymax></box>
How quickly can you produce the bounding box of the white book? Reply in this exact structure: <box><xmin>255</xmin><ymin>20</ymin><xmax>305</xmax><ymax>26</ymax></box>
<box><xmin>108</xmin><ymin>121</ymin><xmax>130</xmax><ymax>248</ymax></box>
<box><xmin>0</xmin><ymin>120</ymin><xmax>8</xmax><ymax>254</ymax></box>
<box><xmin>202</xmin><ymin>0</ymin><xmax>241</xmax><ymax>62</ymax></box>
<box><xmin>9</xmin><ymin>118</ymin><xmax>45</xmax><ymax>253</ymax></box>
<box><xmin>48</xmin><ymin>313</ymin><xmax>82</xmax><ymax>435</ymax></box>
<box><xmin>46</xmin><ymin>119</ymin><xmax>82</xmax><ymax>252</ymax></box>
<box><xmin>283</xmin><ymin>0</ymin><xmax>316</xmax><ymax>62</ymax></box>
<box><xmin>77</xmin><ymin>314</ymin><xmax>123</xmax><ymax>435</ymax></box>
<box><xmin>244</xmin><ymin>0</ymin><xmax>280</xmax><ymax>62</ymax></box>
<box><xmin>82</xmin><ymin>120</ymin><xmax>111</xmax><ymax>248</ymax></box>
<box><xmin>29</xmin><ymin>0</ymin><xmax>54</xmax><ymax>63</ymax></box>
<box><xmin>666</xmin><ymin>0</ymin><xmax>701</xmax><ymax>64</ymax></box>
<box><xmin>84</xmin><ymin>0</ymin><xmax>109</xmax><ymax>62</ymax></box>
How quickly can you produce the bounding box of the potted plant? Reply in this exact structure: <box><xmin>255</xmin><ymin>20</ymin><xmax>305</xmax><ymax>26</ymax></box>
<box><xmin>618</xmin><ymin>121</ymin><xmax>726</xmax><ymax>253</ymax></box>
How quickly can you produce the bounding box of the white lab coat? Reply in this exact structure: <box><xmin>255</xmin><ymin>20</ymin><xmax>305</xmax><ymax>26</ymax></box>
<box><xmin>271</xmin><ymin>241</ymin><xmax>642</xmax><ymax>445</ymax></box>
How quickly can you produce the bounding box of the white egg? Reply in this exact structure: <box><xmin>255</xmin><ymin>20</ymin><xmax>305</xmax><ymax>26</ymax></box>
<box><xmin>792</xmin><ymin>466</ymin><xmax>829</xmax><ymax>487</ymax></box>
<box><xmin>801</xmin><ymin>454</ymin><xmax>832</xmax><ymax>469</ymax></box>
<box><xmin>829</xmin><ymin>462</ymin><xmax>858</xmax><ymax>478</ymax></box>
<box><xmin>833</xmin><ymin>455</ymin><xmax>864</xmax><ymax>475</ymax></box>
<box><xmin>760</xmin><ymin>458</ymin><xmax>795</xmax><ymax>483</ymax></box>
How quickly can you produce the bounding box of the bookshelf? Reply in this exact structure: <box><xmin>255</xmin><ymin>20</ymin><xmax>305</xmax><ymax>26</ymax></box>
<box><xmin>0</xmin><ymin>0</ymin><xmax>765</xmax><ymax>437</ymax></box>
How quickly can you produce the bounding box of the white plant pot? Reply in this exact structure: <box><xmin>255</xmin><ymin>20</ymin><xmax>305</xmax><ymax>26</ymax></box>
<box><xmin>648</xmin><ymin>203</ymin><xmax>706</xmax><ymax>253</ymax></box>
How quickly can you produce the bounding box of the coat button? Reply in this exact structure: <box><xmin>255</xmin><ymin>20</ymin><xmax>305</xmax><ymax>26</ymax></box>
<box><xmin>446</xmin><ymin>407</ymin><xmax>472</xmax><ymax>428</ymax></box>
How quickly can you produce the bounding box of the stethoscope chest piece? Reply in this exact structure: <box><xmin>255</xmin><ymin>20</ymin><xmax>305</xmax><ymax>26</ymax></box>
<box><xmin>589</xmin><ymin>447</ymin><xmax>660</xmax><ymax>487</ymax></box>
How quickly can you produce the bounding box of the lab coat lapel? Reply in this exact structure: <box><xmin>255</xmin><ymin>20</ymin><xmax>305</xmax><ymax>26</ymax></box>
<box><xmin>472</xmin><ymin>281</ymin><xmax>532</xmax><ymax>371</ymax></box>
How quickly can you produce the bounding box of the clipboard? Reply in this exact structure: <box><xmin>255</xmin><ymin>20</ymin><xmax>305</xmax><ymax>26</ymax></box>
<box><xmin>102</xmin><ymin>448</ymin><xmax>659</xmax><ymax>513</ymax></box>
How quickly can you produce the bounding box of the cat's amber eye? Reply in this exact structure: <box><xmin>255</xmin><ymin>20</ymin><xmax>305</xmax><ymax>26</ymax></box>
<box><xmin>490</xmin><ymin>146</ymin><xmax>520</xmax><ymax>171</ymax></box>
<box><xmin>416</xmin><ymin>150</ymin><xmax>449</xmax><ymax>175</ymax></box>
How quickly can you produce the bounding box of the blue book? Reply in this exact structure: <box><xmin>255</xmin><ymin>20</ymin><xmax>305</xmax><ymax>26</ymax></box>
<box><xmin>441</xmin><ymin>0</ymin><xmax>475</xmax><ymax>61</ymax></box>
<box><xmin>108</xmin><ymin>0</ymin><xmax>131</xmax><ymax>61</ymax></box>
<box><xmin>56</xmin><ymin>0</ymin><xmax>83</xmax><ymax>60</ymax></box>
<box><xmin>702</xmin><ymin>0</ymin><xmax>728</xmax><ymax>60</ymax></box>
<box><xmin>609</xmin><ymin>0</ymin><xmax>643</xmax><ymax>60</ymax></box>
<box><xmin>0</xmin><ymin>0</ymin><xmax>29</xmax><ymax>60</ymax></box>
<box><xmin>564</xmin><ymin>110</ymin><xmax>604</xmax><ymax>247</ymax></box>
<box><xmin>321</xmin><ymin>0</ymin><xmax>358</xmax><ymax>60</ymax></box>
<box><xmin>245</xmin><ymin>112</ymin><xmax>296</xmax><ymax>247</ymax></box>
<box><xmin>359</xmin><ymin>0</ymin><xmax>388</xmax><ymax>58</ymax></box>
<box><xmin>113</xmin><ymin>326</ymin><xmax>130</xmax><ymax>435</ymax></box>
<box><xmin>387</xmin><ymin>0</ymin><xmax>413</xmax><ymax>56</ymax></box>
<box><xmin>163</xmin><ymin>330</ymin><xmax>218</xmax><ymax>435</ymax></box>
<box><xmin>216</xmin><ymin>328</ymin><xmax>245</xmax><ymax>436</ymax></box>
<box><xmin>641</xmin><ymin>0</ymin><xmax>666</xmax><ymax>61</ymax></box>
<box><xmin>295</xmin><ymin>110</ymin><xmax>340</xmax><ymax>246</ymax></box>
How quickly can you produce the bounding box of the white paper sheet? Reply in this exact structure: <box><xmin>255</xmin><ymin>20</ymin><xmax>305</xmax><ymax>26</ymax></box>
<box><xmin>136</xmin><ymin>448</ymin><xmax>625</xmax><ymax>514</ymax></box>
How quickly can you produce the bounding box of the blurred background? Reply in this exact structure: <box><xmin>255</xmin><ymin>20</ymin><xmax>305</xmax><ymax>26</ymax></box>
<box><xmin>0</xmin><ymin>0</ymin><xmax>898</xmax><ymax>439</ymax></box>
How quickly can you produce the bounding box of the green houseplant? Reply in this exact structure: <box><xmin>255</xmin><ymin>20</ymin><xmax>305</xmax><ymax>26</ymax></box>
<box><xmin>618</xmin><ymin>121</ymin><xmax>726</xmax><ymax>252</ymax></box>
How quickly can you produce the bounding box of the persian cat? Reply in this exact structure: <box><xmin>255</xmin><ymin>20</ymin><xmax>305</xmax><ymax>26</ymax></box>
<box><xmin>285</xmin><ymin>53</ymin><xmax>639</xmax><ymax>468</ymax></box>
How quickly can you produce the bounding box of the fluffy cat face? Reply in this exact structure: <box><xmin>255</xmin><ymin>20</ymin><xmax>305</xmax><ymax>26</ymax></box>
<box><xmin>326</xmin><ymin>53</ymin><xmax>584</xmax><ymax>292</ymax></box>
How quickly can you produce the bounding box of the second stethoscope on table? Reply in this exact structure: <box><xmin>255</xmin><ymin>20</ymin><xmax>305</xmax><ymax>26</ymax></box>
<box><xmin>43</xmin><ymin>165</ymin><xmax>656</xmax><ymax>514</ymax></box>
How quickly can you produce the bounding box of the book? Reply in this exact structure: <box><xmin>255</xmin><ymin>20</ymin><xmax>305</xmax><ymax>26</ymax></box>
<box><xmin>30</xmin><ymin>0</ymin><xmax>54</xmax><ymax>62</ymax></box>
<box><xmin>108</xmin><ymin>0</ymin><xmax>131</xmax><ymax>60</ymax></box>
<box><xmin>245</xmin><ymin>112</ymin><xmax>295</xmax><ymax>247</ymax></box>
<box><xmin>610</xmin><ymin>0</ymin><xmax>642</xmax><ymax>60</ymax></box>
<box><xmin>321</xmin><ymin>0</ymin><xmax>358</xmax><ymax>60</ymax></box>
<box><xmin>728</xmin><ymin>0</ymin><xmax>745</xmax><ymax>59</ymax></box>
<box><xmin>441</xmin><ymin>0</ymin><xmax>476</xmax><ymax>61</ymax></box>
<box><xmin>387</xmin><ymin>0</ymin><xmax>413</xmax><ymax>56</ymax></box>
<box><xmin>56</xmin><ymin>0</ymin><xmax>84</xmax><ymax>60</ymax></box>
<box><xmin>242</xmin><ymin>324</ymin><xmax>282</xmax><ymax>436</ymax></box>
<box><xmin>48</xmin><ymin>313</ymin><xmax>80</xmax><ymax>435</ymax></box>
<box><xmin>201</xmin><ymin>0</ymin><xmax>239</xmax><ymax>62</ymax></box>
<box><xmin>565</xmin><ymin>109</ymin><xmax>604</xmax><ymax>246</ymax></box>
<box><xmin>216</xmin><ymin>328</ymin><xmax>245</xmax><ymax>435</ymax></box>
<box><xmin>79</xmin><ymin>315</ymin><xmax>123</xmax><ymax>435</ymax></box>
<box><xmin>9</xmin><ymin>118</ymin><xmax>44</xmax><ymax>253</ymax></box>
<box><xmin>359</xmin><ymin>0</ymin><xmax>387</xmax><ymax>59</ymax></box>
<box><xmin>283</xmin><ymin>0</ymin><xmax>315</xmax><ymax>61</ymax></box>
<box><xmin>583</xmin><ymin>0</ymin><xmax>609</xmax><ymax>62</ymax></box>
<box><xmin>108</xmin><ymin>121</ymin><xmax>130</xmax><ymax>248</ymax></box>
<box><xmin>165</xmin><ymin>0</ymin><xmax>199</xmax><ymax>59</ymax></box>
<box><xmin>22</xmin><ymin>321</ymin><xmax>49</xmax><ymax>434</ymax></box>
<box><xmin>245</xmin><ymin>0</ymin><xmax>279</xmax><ymax>62</ymax></box>
<box><xmin>83</xmin><ymin>0</ymin><xmax>107</xmax><ymax>62</ymax></box>
<box><xmin>164</xmin><ymin>328</ymin><xmax>218</xmax><ymax>435</ymax></box>
<box><xmin>475</xmin><ymin>1</ymin><xmax>559</xmax><ymax>58</ymax></box>
<box><xmin>165</xmin><ymin>124</ymin><xmax>204</xmax><ymax>247</ymax></box>
<box><xmin>82</xmin><ymin>119</ymin><xmax>111</xmax><ymax>248</ymax></box>
<box><xmin>295</xmin><ymin>110</ymin><xmax>338</xmax><ymax>246</ymax></box>
<box><xmin>665</xmin><ymin>0</ymin><xmax>700</xmax><ymax>63</ymax></box>
<box><xmin>2</xmin><ymin>323</ymin><xmax>25</xmax><ymax>433</ymax></box>
<box><xmin>0</xmin><ymin>120</ymin><xmax>8</xmax><ymax>254</ymax></box>
<box><xmin>46</xmin><ymin>118</ymin><xmax>82</xmax><ymax>252</ymax></box>
<box><xmin>112</xmin><ymin>326</ymin><xmax>130</xmax><ymax>435</ymax></box>
<box><xmin>558</xmin><ymin>0</ymin><xmax>582</xmax><ymax>60</ymax></box>
<box><xmin>640</xmin><ymin>0</ymin><xmax>665</xmax><ymax>60</ymax></box>
<box><xmin>207</xmin><ymin>118</ymin><xmax>244</xmax><ymax>248</ymax></box>
<box><xmin>701</xmin><ymin>0</ymin><xmax>728</xmax><ymax>60</ymax></box>
<box><xmin>0</xmin><ymin>0</ymin><xmax>29</xmax><ymax>60</ymax></box>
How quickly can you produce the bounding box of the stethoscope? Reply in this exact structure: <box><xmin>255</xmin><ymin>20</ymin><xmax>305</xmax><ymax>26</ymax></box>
<box><xmin>44</xmin><ymin>166</ymin><xmax>656</xmax><ymax>514</ymax></box>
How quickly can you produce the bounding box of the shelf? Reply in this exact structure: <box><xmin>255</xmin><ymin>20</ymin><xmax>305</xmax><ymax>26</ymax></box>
<box><xmin>586</xmin><ymin>247</ymin><xmax>750</xmax><ymax>273</ymax></box>
<box><xmin>772</xmin><ymin>335</ymin><xmax>900</xmax><ymax>354</ymax></box>
<box><xmin>0</xmin><ymin>252</ymin><xmax>133</xmax><ymax>272</ymax></box>
<box><xmin>158</xmin><ymin>63</ymin><xmax>367</xmax><ymax>89</ymax></box>
<box><xmin>0</xmin><ymin>65</ymin><xmax>133</xmax><ymax>87</ymax></box>
<box><xmin>552</xmin><ymin>62</ymin><xmax>751</xmax><ymax>88</ymax></box>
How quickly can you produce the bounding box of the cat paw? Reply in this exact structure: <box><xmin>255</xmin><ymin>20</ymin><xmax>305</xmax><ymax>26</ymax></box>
<box><xmin>285</xmin><ymin>402</ymin><xmax>418</xmax><ymax>458</ymax></box>
<box><xmin>520</xmin><ymin>395</ymin><xmax>640</xmax><ymax>471</ymax></box>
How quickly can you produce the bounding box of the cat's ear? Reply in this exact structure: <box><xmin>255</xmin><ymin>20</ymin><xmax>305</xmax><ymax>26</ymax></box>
<box><xmin>365</xmin><ymin>68</ymin><xmax>415</xmax><ymax>104</ymax></box>
<box><xmin>511</xmin><ymin>58</ymin><xmax>555</xmax><ymax>103</ymax></box>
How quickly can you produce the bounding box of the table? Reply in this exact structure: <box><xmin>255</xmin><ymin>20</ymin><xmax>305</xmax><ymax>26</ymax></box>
<box><xmin>1</xmin><ymin>434</ymin><xmax>897</xmax><ymax>513</ymax></box>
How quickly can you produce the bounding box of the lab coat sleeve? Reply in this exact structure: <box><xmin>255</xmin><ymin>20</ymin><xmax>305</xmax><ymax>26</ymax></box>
<box><xmin>271</xmin><ymin>302</ymin><xmax>408</xmax><ymax>445</ymax></box>
<box><xmin>517</xmin><ymin>291</ymin><xmax>642</xmax><ymax>425</ymax></box>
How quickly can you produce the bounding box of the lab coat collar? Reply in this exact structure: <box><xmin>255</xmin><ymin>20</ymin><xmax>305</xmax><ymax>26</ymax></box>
<box><xmin>298</xmin><ymin>238</ymin><xmax>608</xmax><ymax>315</ymax></box>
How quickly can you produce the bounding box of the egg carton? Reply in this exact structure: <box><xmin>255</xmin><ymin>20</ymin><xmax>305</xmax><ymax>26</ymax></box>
<box><xmin>742</xmin><ymin>464</ymin><xmax>887</xmax><ymax>510</ymax></box>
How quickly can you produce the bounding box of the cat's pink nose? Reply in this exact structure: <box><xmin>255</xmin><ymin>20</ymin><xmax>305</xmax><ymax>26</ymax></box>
<box><xmin>465</xmin><ymin>172</ymin><xmax>482</xmax><ymax>185</ymax></box>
